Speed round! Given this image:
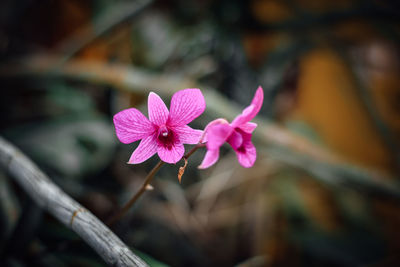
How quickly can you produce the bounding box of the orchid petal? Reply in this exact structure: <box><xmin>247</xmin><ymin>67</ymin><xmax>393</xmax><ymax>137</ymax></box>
<box><xmin>113</xmin><ymin>108</ymin><xmax>155</xmax><ymax>144</ymax></box>
<box><xmin>235</xmin><ymin>141</ymin><xmax>257</xmax><ymax>168</ymax></box>
<box><xmin>173</xmin><ymin>125</ymin><xmax>203</xmax><ymax>144</ymax></box>
<box><xmin>169</xmin><ymin>88</ymin><xmax>206</xmax><ymax>126</ymax></box>
<box><xmin>199</xmin><ymin>118</ymin><xmax>229</xmax><ymax>143</ymax></box>
<box><xmin>231</xmin><ymin>86</ymin><xmax>264</xmax><ymax>128</ymax></box>
<box><xmin>128</xmin><ymin>134</ymin><xmax>158</xmax><ymax>164</ymax></box>
<box><xmin>238</xmin><ymin>122</ymin><xmax>257</xmax><ymax>133</ymax></box>
<box><xmin>157</xmin><ymin>143</ymin><xmax>185</xmax><ymax>164</ymax></box>
<box><xmin>148</xmin><ymin>92</ymin><xmax>169</xmax><ymax>125</ymax></box>
<box><xmin>198</xmin><ymin>149</ymin><xmax>220</xmax><ymax>169</ymax></box>
<box><xmin>205</xmin><ymin>122</ymin><xmax>233</xmax><ymax>150</ymax></box>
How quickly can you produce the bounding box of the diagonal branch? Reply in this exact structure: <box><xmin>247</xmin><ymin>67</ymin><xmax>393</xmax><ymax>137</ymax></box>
<box><xmin>0</xmin><ymin>136</ymin><xmax>148</xmax><ymax>267</ymax></box>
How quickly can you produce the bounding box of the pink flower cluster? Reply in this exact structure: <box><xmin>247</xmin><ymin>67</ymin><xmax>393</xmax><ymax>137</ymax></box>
<box><xmin>199</xmin><ymin>86</ymin><xmax>263</xmax><ymax>168</ymax></box>
<box><xmin>113</xmin><ymin>87</ymin><xmax>263</xmax><ymax>168</ymax></box>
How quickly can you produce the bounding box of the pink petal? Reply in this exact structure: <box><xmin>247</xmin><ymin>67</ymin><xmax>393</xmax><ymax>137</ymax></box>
<box><xmin>113</xmin><ymin>108</ymin><xmax>155</xmax><ymax>144</ymax></box>
<box><xmin>235</xmin><ymin>142</ymin><xmax>257</xmax><ymax>168</ymax></box>
<box><xmin>128</xmin><ymin>134</ymin><xmax>158</xmax><ymax>164</ymax></box>
<box><xmin>168</xmin><ymin>88</ymin><xmax>206</xmax><ymax>126</ymax></box>
<box><xmin>198</xmin><ymin>149</ymin><xmax>220</xmax><ymax>169</ymax></box>
<box><xmin>148</xmin><ymin>92</ymin><xmax>169</xmax><ymax>126</ymax></box>
<box><xmin>227</xmin><ymin>130</ymin><xmax>243</xmax><ymax>150</ymax></box>
<box><xmin>231</xmin><ymin>86</ymin><xmax>264</xmax><ymax>128</ymax></box>
<box><xmin>172</xmin><ymin>125</ymin><xmax>203</xmax><ymax>144</ymax></box>
<box><xmin>199</xmin><ymin>118</ymin><xmax>229</xmax><ymax>143</ymax></box>
<box><xmin>157</xmin><ymin>143</ymin><xmax>185</xmax><ymax>164</ymax></box>
<box><xmin>205</xmin><ymin>122</ymin><xmax>233</xmax><ymax>150</ymax></box>
<box><xmin>238</xmin><ymin>122</ymin><xmax>257</xmax><ymax>133</ymax></box>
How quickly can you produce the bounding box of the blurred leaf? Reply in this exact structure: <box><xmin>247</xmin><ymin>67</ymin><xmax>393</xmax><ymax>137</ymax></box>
<box><xmin>272</xmin><ymin>170</ymin><xmax>312</xmax><ymax>230</ymax></box>
<box><xmin>57</xmin><ymin>0</ymin><xmax>153</xmax><ymax>62</ymax></box>
<box><xmin>45</xmin><ymin>82</ymin><xmax>95</xmax><ymax>115</ymax></box>
<box><xmin>334</xmin><ymin>188</ymin><xmax>372</xmax><ymax>225</ymax></box>
<box><xmin>3</xmin><ymin>115</ymin><xmax>116</xmax><ymax>179</ymax></box>
<box><xmin>3</xmin><ymin>198</ymin><xmax>43</xmax><ymax>262</ymax></box>
<box><xmin>36</xmin><ymin>220</ymin><xmax>163</xmax><ymax>267</ymax></box>
<box><xmin>294</xmin><ymin>228</ymin><xmax>385</xmax><ymax>266</ymax></box>
<box><xmin>133</xmin><ymin>249</ymin><xmax>170</xmax><ymax>267</ymax></box>
<box><xmin>36</xmin><ymin>221</ymin><xmax>105</xmax><ymax>267</ymax></box>
<box><xmin>131</xmin><ymin>11</ymin><xmax>180</xmax><ymax>68</ymax></box>
<box><xmin>50</xmin><ymin>252</ymin><xmax>105</xmax><ymax>267</ymax></box>
<box><xmin>272</xmin><ymin>169</ymin><xmax>385</xmax><ymax>266</ymax></box>
<box><xmin>285</xmin><ymin>120</ymin><xmax>324</xmax><ymax>145</ymax></box>
<box><xmin>0</xmin><ymin>172</ymin><xmax>20</xmax><ymax>249</ymax></box>
<box><xmin>131</xmin><ymin>11</ymin><xmax>215</xmax><ymax>70</ymax></box>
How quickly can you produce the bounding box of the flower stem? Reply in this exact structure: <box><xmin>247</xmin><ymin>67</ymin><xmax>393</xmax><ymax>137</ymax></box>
<box><xmin>106</xmin><ymin>160</ymin><xmax>165</xmax><ymax>226</ymax></box>
<box><xmin>106</xmin><ymin>143</ymin><xmax>205</xmax><ymax>226</ymax></box>
<box><xmin>184</xmin><ymin>143</ymin><xmax>205</xmax><ymax>160</ymax></box>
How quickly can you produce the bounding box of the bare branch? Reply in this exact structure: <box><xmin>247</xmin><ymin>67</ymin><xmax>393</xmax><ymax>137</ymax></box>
<box><xmin>0</xmin><ymin>136</ymin><xmax>148</xmax><ymax>267</ymax></box>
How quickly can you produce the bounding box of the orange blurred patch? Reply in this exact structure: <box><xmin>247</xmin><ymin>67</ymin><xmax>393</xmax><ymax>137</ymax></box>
<box><xmin>294</xmin><ymin>48</ymin><xmax>394</xmax><ymax>173</ymax></box>
<box><xmin>79</xmin><ymin>26</ymin><xmax>133</xmax><ymax>62</ymax></box>
<box><xmin>251</xmin><ymin>0</ymin><xmax>292</xmax><ymax>23</ymax></box>
<box><xmin>293</xmin><ymin>0</ymin><xmax>355</xmax><ymax>13</ymax></box>
<box><xmin>297</xmin><ymin>177</ymin><xmax>341</xmax><ymax>231</ymax></box>
<box><xmin>56</xmin><ymin>0</ymin><xmax>92</xmax><ymax>40</ymax></box>
<box><xmin>334</xmin><ymin>20</ymin><xmax>377</xmax><ymax>44</ymax></box>
<box><xmin>242</xmin><ymin>32</ymin><xmax>288</xmax><ymax>67</ymax></box>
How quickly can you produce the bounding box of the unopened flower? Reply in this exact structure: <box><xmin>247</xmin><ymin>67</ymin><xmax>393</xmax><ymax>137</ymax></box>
<box><xmin>114</xmin><ymin>89</ymin><xmax>205</xmax><ymax>164</ymax></box>
<box><xmin>199</xmin><ymin>86</ymin><xmax>263</xmax><ymax>168</ymax></box>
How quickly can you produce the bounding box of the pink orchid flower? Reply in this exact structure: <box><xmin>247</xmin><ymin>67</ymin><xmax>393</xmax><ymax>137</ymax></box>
<box><xmin>199</xmin><ymin>86</ymin><xmax>264</xmax><ymax>168</ymax></box>
<box><xmin>113</xmin><ymin>89</ymin><xmax>205</xmax><ymax>164</ymax></box>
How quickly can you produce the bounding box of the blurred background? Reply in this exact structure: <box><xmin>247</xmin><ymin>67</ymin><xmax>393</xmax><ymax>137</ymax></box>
<box><xmin>1</xmin><ymin>0</ymin><xmax>400</xmax><ymax>266</ymax></box>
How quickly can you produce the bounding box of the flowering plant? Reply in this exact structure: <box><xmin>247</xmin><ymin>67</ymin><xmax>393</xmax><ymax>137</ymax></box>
<box><xmin>109</xmin><ymin>87</ymin><xmax>263</xmax><ymax>224</ymax></box>
<box><xmin>199</xmin><ymin>86</ymin><xmax>263</xmax><ymax>168</ymax></box>
<box><xmin>113</xmin><ymin>89</ymin><xmax>205</xmax><ymax>164</ymax></box>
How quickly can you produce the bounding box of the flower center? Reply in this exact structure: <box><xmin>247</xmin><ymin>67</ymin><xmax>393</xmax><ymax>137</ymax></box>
<box><xmin>228</xmin><ymin>128</ymin><xmax>246</xmax><ymax>153</ymax></box>
<box><xmin>157</xmin><ymin>126</ymin><xmax>175</xmax><ymax>149</ymax></box>
<box><xmin>160</xmin><ymin>127</ymin><xmax>169</xmax><ymax>137</ymax></box>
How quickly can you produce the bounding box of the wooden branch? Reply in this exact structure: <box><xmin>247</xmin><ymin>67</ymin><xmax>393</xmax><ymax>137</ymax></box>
<box><xmin>0</xmin><ymin>136</ymin><xmax>148</xmax><ymax>267</ymax></box>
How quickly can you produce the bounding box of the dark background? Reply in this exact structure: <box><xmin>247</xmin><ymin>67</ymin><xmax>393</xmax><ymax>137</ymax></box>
<box><xmin>1</xmin><ymin>0</ymin><xmax>400</xmax><ymax>266</ymax></box>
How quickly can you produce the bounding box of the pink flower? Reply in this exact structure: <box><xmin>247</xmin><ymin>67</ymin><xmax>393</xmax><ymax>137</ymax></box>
<box><xmin>113</xmin><ymin>89</ymin><xmax>206</xmax><ymax>164</ymax></box>
<box><xmin>199</xmin><ymin>86</ymin><xmax>263</xmax><ymax>168</ymax></box>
